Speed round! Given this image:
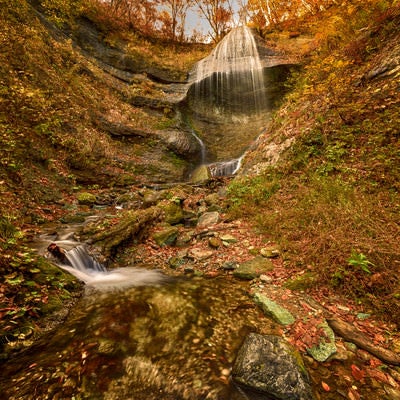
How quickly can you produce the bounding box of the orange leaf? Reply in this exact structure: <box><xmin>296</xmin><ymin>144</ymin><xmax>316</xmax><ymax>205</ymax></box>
<box><xmin>321</xmin><ymin>381</ymin><xmax>330</xmax><ymax>391</ymax></box>
<box><xmin>351</xmin><ymin>364</ymin><xmax>365</xmax><ymax>381</ymax></box>
<box><xmin>348</xmin><ymin>388</ymin><xmax>360</xmax><ymax>400</ymax></box>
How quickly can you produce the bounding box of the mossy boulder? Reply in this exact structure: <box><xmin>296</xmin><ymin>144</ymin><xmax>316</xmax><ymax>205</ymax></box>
<box><xmin>190</xmin><ymin>165</ymin><xmax>211</xmax><ymax>183</ymax></box>
<box><xmin>163</xmin><ymin>201</ymin><xmax>184</xmax><ymax>225</ymax></box>
<box><xmin>306</xmin><ymin>321</ymin><xmax>337</xmax><ymax>362</ymax></box>
<box><xmin>77</xmin><ymin>192</ymin><xmax>97</xmax><ymax>206</ymax></box>
<box><xmin>153</xmin><ymin>226</ymin><xmax>179</xmax><ymax>247</ymax></box>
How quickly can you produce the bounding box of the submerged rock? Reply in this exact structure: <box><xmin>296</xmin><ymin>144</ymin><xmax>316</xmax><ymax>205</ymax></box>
<box><xmin>232</xmin><ymin>333</ymin><xmax>315</xmax><ymax>400</ymax></box>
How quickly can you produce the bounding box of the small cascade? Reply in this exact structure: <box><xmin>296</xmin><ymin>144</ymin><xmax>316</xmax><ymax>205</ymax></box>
<box><xmin>188</xmin><ymin>26</ymin><xmax>267</xmax><ymax>116</ymax></box>
<box><xmin>64</xmin><ymin>245</ymin><xmax>106</xmax><ymax>272</ymax></box>
<box><xmin>208</xmin><ymin>157</ymin><xmax>243</xmax><ymax>177</ymax></box>
<box><xmin>48</xmin><ymin>243</ymin><xmax>165</xmax><ymax>290</ymax></box>
<box><xmin>189</xmin><ymin>128</ymin><xmax>207</xmax><ymax>163</ymax></box>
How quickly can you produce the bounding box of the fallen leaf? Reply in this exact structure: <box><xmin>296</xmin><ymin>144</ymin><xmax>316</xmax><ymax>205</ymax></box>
<box><xmin>321</xmin><ymin>381</ymin><xmax>330</xmax><ymax>391</ymax></box>
<box><xmin>351</xmin><ymin>364</ymin><xmax>365</xmax><ymax>381</ymax></box>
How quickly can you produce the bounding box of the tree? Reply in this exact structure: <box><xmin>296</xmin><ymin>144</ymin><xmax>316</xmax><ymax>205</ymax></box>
<box><xmin>160</xmin><ymin>0</ymin><xmax>194</xmax><ymax>42</ymax></box>
<box><xmin>193</xmin><ymin>0</ymin><xmax>234</xmax><ymax>42</ymax></box>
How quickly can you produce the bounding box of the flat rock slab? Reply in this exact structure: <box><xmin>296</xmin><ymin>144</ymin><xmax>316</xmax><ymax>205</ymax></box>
<box><xmin>197</xmin><ymin>211</ymin><xmax>220</xmax><ymax>227</ymax></box>
<box><xmin>233</xmin><ymin>256</ymin><xmax>274</xmax><ymax>280</ymax></box>
<box><xmin>232</xmin><ymin>333</ymin><xmax>315</xmax><ymax>400</ymax></box>
<box><xmin>254</xmin><ymin>292</ymin><xmax>295</xmax><ymax>325</ymax></box>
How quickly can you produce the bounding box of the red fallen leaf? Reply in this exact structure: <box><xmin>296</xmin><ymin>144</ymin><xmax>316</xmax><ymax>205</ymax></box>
<box><xmin>321</xmin><ymin>381</ymin><xmax>330</xmax><ymax>391</ymax></box>
<box><xmin>373</xmin><ymin>333</ymin><xmax>385</xmax><ymax>344</ymax></box>
<box><xmin>368</xmin><ymin>358</ymin><xmax>382</xmax><ymax>368</ymax></box>
<box><xmin>351</xmin><ymin>364</ymin><xmax>365</xmax><ymax>381</ymax></box>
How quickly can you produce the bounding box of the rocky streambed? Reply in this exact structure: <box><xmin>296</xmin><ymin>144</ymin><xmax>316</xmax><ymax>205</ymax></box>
<box><xmin>1</xmin><ymin>180</ymin><xmax>400</xmax><ymax>400</ymax></box>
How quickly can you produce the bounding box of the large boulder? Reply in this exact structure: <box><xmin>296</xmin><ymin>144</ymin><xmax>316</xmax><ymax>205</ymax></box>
<box><xmin>232</xmin><ymin>333</ymin><xmax>315</xmax><ymax>400</ymax></box>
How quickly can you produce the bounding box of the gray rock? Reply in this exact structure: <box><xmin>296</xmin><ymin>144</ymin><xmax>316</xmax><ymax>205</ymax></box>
<box><xmin>233</xmin><ymin>256</ymin><xmax>274</xmax><ymax>280</ymax></box>
<box><xmin>160</xmin><ymin>129</ymin><xmax>201</xmax><ymax>157</ymax></box>
<box><xmin>306</xmin><ymin>321</ymin><xmax>336</xmax><ymax>362</ymax></box>
<box><xmin>254</xmin><ymin>292</ymin><xmax>295</xmax><ymax>325</ymax></box>
<box><xmin>197</xmin><ymin>211</ymin><xmax>220</xmax><ymax>227</ymax></box>
<box><xmin>232</xmin><ymin>333</ymin><xmax>315</xmax><ymax>400</ymax></box>
<box><xmin>188</xmin><ymin>248</ymin><xmax>214</xmax><ymax>261</ymax></box>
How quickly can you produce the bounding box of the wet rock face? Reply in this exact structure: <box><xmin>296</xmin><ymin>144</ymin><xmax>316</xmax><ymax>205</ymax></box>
<box><xmin>232</xmin><ymin>333</ymin><xmax>315</xmax><ymax>400</ymax></box>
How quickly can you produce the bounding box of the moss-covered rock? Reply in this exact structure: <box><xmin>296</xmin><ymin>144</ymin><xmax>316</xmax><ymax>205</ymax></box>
<box><xmin>153</xmin><ymin>226</ymin><xmax>179</xmax><ymax>247</ymax></box>
<box><xmin>77</xmin><ymin>192</ymin><xmax>97</xmax><ymax>206</ymax></box>
<box><xmin>163</xmin><ymin>201</ymin><xmax>184</xmax><ymax>225</ymax></box>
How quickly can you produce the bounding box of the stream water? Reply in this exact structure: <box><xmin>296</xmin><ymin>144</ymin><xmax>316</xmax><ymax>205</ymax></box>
<box><xmin>0</xmin><ymin>269</ymin><xmax>277</xmax><ymax>399</ymax></box>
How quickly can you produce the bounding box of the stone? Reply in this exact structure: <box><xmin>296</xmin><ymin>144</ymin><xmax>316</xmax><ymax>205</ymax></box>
<box><xmin>254</xmin><ymin>292</ymin><xmax>295</xmax><ymax>325</ymax></box>
<box><xmin>152</xmin><ymin>226</ymin><xmax>179</xmax><ymax>247</ymax></box>
<box><xmin>190</xmin><ymin>165</ymin><xmax>211</xmax><ymax>183</ymax></box>
<box><xmin>208</xmin><ymin>236</ymin><xmax>222</xmax><ymax>248</ymax></box>
<box><xmin>220</xmin><ymin>234</ymin><xmax>237</xmax><ymax>243</ymax></box>
<box><xmin>233</xmin><ymin>256</ymin><xmax>274</xmax><ymax>280</ymax></box>
<box><xmin>232</xmin><ymin>333</ymin><xmax>315</xmax><ymax>400</ymax></box>
<box><xmin>222</xmin><ymin>261</ymin><xmax>237</xmax><ymax>270</ymax></box>
<box><xmin>306</xmin><ymin>320</ymin><xmax>337</xmax><ymax>362</ymax></box>
<box><xmin>77</xmin><ymin>192</ymin><xmax>97</xmax><ymax>206</ymax></box>
<box><xmin>197</xmin><ymin>211</ymin><xmax>220</xmax><ymax>227</ymax></box>
<box><xmin>160</xmin><ymin>129</ymin><xmax>201</xmax><ymax>157</ymax></box>
<box><xmin>204</xmin><ymin>193</ymin><xmax>220</xmax><ymax>206</ymax></box>
<box><xmin>142</xmin><ymin>190</ymin><xmax>164</xmax><ymax>206</ymax></box>
<box><xmin>168</xmin><ymin>256</ymin><xmax>186</xmax><ymax>269</ymax></box>
<box><xmin>175</xmin><ymin>231</ymin><xmax>195</xmax><ymax>247</ymax></box>
<box><xmin>188</xmin><ymin>248</ymin><xmax>214</xmax><ymax>261</ymax></box>
<box><xmin>163</xmin><ymin>201</ymin><xmax>184</xmax><ymax>225</ymax></box>
<box><xmin>260</xmin><ymin>245</ymin><xmax>280</xmax><ymax>258</ymax></box>
<box><xmin>284</xmin><ymin>273</ymin><xmax>316</xmax><ymax>291</ymax></box>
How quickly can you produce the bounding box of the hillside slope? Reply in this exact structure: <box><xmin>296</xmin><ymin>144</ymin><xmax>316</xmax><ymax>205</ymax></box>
<box><xmin>0</xmin><ymin>0</ymin><xmax>207</xmax><ymax>349</ymax></box>
<box><xmin>235</xmin><ymin>1</ymin><xmax>400</xmax><ymax>324</ymax></box>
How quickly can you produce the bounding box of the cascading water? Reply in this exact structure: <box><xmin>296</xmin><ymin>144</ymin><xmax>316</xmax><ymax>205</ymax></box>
<box><xmin>188</xmin><ymin>25</ymin><xmax>268</xmax><ymax>117</ymax></box>
<box><xmin>185</xmin><ymin>26</ymin><xmax>272</xmax><ymax>178</ymax></box>
<box><xmin>48</xmin><ymin>242</ymin><xmax>165</xmax><ymax>290</ymax></box>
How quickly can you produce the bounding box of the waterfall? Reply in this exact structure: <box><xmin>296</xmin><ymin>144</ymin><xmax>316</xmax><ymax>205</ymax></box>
<box><xmin>48</xmin><ymin>243</ymin><xmax>165</xmax><ymax>290</ymax></box>
<box><xmin>188</xmin><ymin>26</ymin><xmax>267</xmax><ymax>116</ymax></box>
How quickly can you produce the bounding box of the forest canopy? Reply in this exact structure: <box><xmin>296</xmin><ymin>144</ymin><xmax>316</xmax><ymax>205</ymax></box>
<box><xmin>40</xmin><ymin>0</ymin><xmax>340</xmax><ymax>42</ymax></box>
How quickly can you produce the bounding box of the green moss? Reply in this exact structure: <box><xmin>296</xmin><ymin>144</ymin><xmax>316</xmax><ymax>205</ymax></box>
<box><xmin>77</xmin><ymin>192</ymin><xmax>97</xmax><ymax>205</ymax></box>
<box><xmin>284</xmin><ymin>272</ymin><xmax>316</xmax><ymax>291</ymax></box>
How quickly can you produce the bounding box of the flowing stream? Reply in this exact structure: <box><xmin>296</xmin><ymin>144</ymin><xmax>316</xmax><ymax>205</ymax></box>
<box><xmin>0</xmin><ymin>241</ymin><xmax>278</xmax><ymax>399</ymax></box>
